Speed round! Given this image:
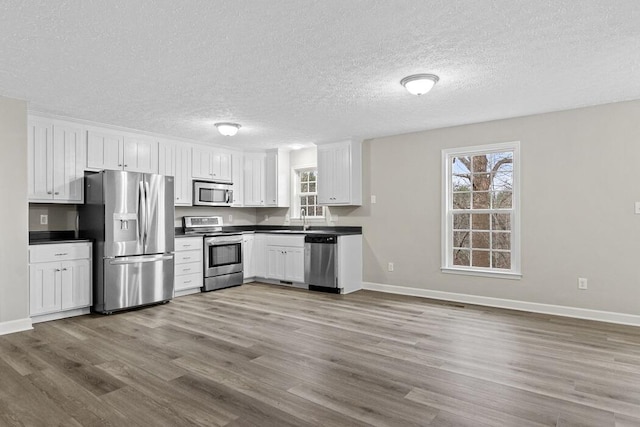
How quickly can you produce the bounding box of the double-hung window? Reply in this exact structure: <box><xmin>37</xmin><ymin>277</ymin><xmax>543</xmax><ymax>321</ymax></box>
<box><xmin>442</xmin><ymin>141</ymin><xmax>521</xmax><ymax>278</ymax></box>
<box><xmin>294</xmin><ymin>168</ymin><xmax>324</xmax><ymax>218</ymax></box>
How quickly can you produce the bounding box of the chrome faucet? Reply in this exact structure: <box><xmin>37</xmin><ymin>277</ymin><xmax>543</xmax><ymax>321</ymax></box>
<box><xmin>301</xmin><ymin>208</ymin><xmax>309</xmax><ymax>231</ymax></box>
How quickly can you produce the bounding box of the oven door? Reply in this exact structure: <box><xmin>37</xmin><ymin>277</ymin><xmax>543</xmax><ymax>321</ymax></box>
<box><xmin>193</xmin><ymin>181</ymin><xmax>232</xmax><ymax>206</ymax></box>
<box><xmin>204</xmin><ymin>235</ymin><xmax>243</xmax><ymax>277</ymax></box>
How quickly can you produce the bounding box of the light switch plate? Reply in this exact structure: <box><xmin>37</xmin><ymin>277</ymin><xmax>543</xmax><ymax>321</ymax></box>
<box><xmin>635</xmin><ymin>202</ymin><xmax>640</xmax><ymax>214</ymax></box>
<box><xmin>371</xmin><ymin>195</ymin><xmax>377</xmax><ymax>204</ymax></box>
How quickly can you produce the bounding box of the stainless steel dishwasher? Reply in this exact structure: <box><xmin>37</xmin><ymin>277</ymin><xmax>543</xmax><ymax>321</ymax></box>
<box><xmin>304</xmin><ymin>234</ymin><xmax>339</xmax><ymax>293</ymax></box>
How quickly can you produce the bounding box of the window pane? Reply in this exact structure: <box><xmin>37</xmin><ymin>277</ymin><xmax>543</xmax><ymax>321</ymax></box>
<box><xmin>492</xmin><ymin>232</ymin><xmax>511</xmax><ymax>250</ymax></box>
<box><xmin>491</xmin><ymin>214</ymin><xmax>511</xmax><ymax>231</ymax></box>
<box><xmin>471</xmin><ymin>173</ymin><xmax>491</xmax><ymax>191</ymax></box>
<box><xmin>472</xmin><ymin>192</ymin><xmax>490</xmax><ymax>209</ymax></box>
<box><xmin>452</xmin><ymin>157</ymin><xmax>470</xmax><ymax>175</ymax></box>
<box><xmin>488</xmin><ymin>152</ymin><xmax>513</xmax><ymax>172</ymax></box>
<box><xmin>301</xmin><ymin>183</ymin><xmax>308</xmax><ymax>192</ymax></box>
<box><xmin>492</xmin><ymin>252</ymin><xmax>511</xmax><ymax>269</ymax></box>
<box><xmin>453</xmin><ymin>249</ymin><xmax>470</xmax><ymax>266</ymax></box>
<box><xmin>492</xmin><ymin>191</ymin><xmax>512</xmax><ymax>209</ymax></box>
<box><xmin>472</xmin><ymin>231</ymin><xmax>490</xmax><ymax>249</ymax></box>
<box><xmin>309</xmin><ymin>195</ymin><xmax>316</xmax><ymax>205</ymax></box>
<box><xmin>309</xmin><ymin>171</ymin><xmax>317</xmax><ymax>181</ymax></box>
<box><xmin>453</xmin><ymin>192</ymin><xmax>470</xmax><ymax>209</ymax></box>
<box><xmin>300</xmin><ymin>196</ymin><xmax>307</xmax><ymax>205</ymax></box>
<box><xmin>301</xmin><ymin>172</ymin><xmax>309</xmax><ymax>182</ymax></box>
<box><xmin>491</xmin><ymin>171</ymin><xmax>512</xmax><ymax>191</ymax></box>
<box><xmin>471</xmin><ymin>155</ymin><xmax>489</xmax><ymax>174</ymax></box>
<box><xmin>453</xmin><ymin>175</ymin><xmax>471</xmax><ymax>192</ymax></box>
<box><xmin>315</xmin><ymin>206</ymin><xmax>324</xmax><ymax>216</ymax></box>
<box><xmin>471</xmin><ymin>214</ymin><xmax>489</xmax><ymax>230</ymax></box>
<box><xmin>309</xmin><ymin>182</ymin><xmax>316</xmax><ymax>192</ymax></box>
<box><xmin>472</xmin><ymin>250</ymin><xmax>490</xmax><ymax>267</ymax></box>
<box><xmin>453</xmin><ymin>231</ymin><xmax>470</xmax><ymax>248</ymax></box>
<box><xmin>453</xmin><ymin>214</ymin><xmax>470</xmax><ymax>230</ymax></box>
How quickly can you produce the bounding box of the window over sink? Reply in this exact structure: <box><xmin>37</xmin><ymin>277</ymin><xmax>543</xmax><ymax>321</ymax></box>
<box><xmin>292</xmin><ymin>168</ymin><xmax>324</xmax><ymax>218</ymax></box>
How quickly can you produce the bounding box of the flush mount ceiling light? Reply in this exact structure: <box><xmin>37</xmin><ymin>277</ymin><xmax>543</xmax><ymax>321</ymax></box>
<box><xmin>215</xmin><ymin>122</ymin><xmax>241</xmax><ymax>136</ymax></box>
<box><xmin>400</xmin><ymin>73</ymin><xmax>439</xmax><ymax>95</ymax></box>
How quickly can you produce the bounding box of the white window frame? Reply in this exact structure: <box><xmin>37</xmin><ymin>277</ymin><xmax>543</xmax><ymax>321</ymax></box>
<box><xmin>441</xmin><ymin>141</ymin><xmax>521</xmax><ymax>279</ymax></box>
<box><xmin>291</xmin><ymin>166</ymin><xmax>325</xmax><ymax>219</ymax></box>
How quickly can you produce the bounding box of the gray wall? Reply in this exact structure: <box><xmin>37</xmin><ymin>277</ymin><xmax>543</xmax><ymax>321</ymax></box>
<box><xmin>28</xmin><ymin>204</ymin><xmax>78</xmax><ymax>231</ymax></box>
<box><xmin>0</xmin><ymin>96</ymin><xmax>29</xmax><ymax>324</ymax></box>
<box><xmin>175</xmin><ymin>206</ymin><xmax>257</xmax><ymax>227</ymax></box>
<box><xmin>262</xmin><ymin>100</ymin><xmax>640</xmax><ymax>315</ymax></box>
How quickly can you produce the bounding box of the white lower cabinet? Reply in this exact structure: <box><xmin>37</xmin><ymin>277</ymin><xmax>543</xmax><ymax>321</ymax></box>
<box><xmin>174</xmin><ymin>236</ymin><xmax>203</xmax><ymax>296</ymax></box>
<box><xmin>29</xmin><ymin>242</ymin><xmax>92</xmax><ymax>321</ymax></box>
<box><xmin>242</xmin><ymin>234</ymin><xmax>254</xmax><ymax>280</ymax></box>
<box><xmin>265</xmin><ymin>235</ymin><xmax>305</xmax><ymax>283</ymax></box>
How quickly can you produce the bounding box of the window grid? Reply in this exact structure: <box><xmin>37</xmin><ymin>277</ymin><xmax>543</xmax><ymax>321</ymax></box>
<box><xmin>298</xmin><ymin>169</ymin><xmax>324</xmax><ymax>218</ymax></box>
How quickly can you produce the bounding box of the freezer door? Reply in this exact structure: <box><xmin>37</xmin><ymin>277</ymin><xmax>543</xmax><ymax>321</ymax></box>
<box><xmin>103</xmin><ymin>170</ymin><xmax>145</xmax><ymax>257</ymax></box>
<box><xmin>143</xmin><ymin>174</ymin><xmax>175</xmax><ymax>255</ymax></box>
<box><xmin>102</xmin><ymin>254</ymin><xmax>174</xmax><ymax>313</ymax></box>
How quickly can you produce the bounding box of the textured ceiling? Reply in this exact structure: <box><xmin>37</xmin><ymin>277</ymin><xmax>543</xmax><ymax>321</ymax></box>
<box><xmin>1</xmin><ymin>1</ymin><xmax>639</xmax><ymax>150</ymax></box>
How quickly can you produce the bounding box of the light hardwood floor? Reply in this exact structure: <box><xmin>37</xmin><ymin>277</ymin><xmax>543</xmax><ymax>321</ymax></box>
<box><xmin>2</xmin><ymin>283</ymin><xmax>640</xmax><ymax>426</ymax></box>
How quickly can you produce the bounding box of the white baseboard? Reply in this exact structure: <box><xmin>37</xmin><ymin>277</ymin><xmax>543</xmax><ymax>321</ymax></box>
<box><xmin>31</xmin><ymin>307</ymin><xmax>90</xmax><ymax>324</ymax></box>
<box><xmin>0</xmin><ymin>317</ymin><xmax>33</xmax><ymax>336</ymax></box>
<box><xmin>362</xmin><ymin>282</ymin><xmax>640</xmax><ymax>327</ymax></box>
<box><xmin>174</xmin><ymin>288</ymin><xmax>202</xmax><ymax>298</ymax></box>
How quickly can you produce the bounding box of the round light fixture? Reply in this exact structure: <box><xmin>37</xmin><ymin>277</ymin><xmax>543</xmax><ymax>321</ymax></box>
<box><xmin>215</xmin><ymin>122</ymin><xmax>241</xmax><ymax>136</ymax></box>
<box><xmin>400</xmin><ymin>74</ymin><xmax>439</xmax><ymax>95</ymax></box>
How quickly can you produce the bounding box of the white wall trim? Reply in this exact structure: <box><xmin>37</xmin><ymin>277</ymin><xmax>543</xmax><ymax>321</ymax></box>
<box><xmin>362</xmin><ymin>282</ymin><xmax>640</xmax><ymax>327</ymax></box>
<box><xmin>0</xmin><ymin>318</ymin><xmax>33</xmax><ymax>336</ymax></box>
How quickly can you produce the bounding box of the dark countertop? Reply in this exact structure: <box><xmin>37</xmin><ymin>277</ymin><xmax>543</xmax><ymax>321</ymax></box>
<box><xmin>174</xmin><ymin>225</ymin><xmax>362</xmax><ymax>237</ymax></box>
<box><xmin>29</xmin><ymin>231</ymin><xmax>92</xmax><ymax>245</ymax></box>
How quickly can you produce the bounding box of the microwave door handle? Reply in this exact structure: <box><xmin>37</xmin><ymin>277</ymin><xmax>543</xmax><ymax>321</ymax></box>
<box><xmin>226</xmin><ymin>190</ymin><xmax>231</xmax><ymax>204</ymax></box>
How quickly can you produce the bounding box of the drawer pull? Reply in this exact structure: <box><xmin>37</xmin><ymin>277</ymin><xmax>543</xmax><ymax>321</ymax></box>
<box><xmin>183</xmin><ymin>257</ymin><xmax>190</xmax><ymax>260</ymax></box>
<box><xmin>183</xmin><ymin>268</ymin><xmax>191</xmax><ymax>272</ymax></box>
<box><xmin>182</xmin><ymin>244</ymin><xmax>191</xmax><ymax>247</ymax></box>
<box><xmin>54</xmin><ymin>253</ymin><xmax>68</xmax><ymax>256</ymax></box>
<box><xmin>184</xmin><ymin>280</ymin><xmax>191</xmax><ymax>284</ymax></box>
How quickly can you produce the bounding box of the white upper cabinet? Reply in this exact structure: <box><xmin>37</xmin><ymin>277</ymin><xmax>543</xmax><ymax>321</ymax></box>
<box><xmin>231</xmin><ymin>152</ymin><xmax>244</xmax><ymax>207</ymax></box>
<box><xmin>28</xmin><ymin>118</ymin><xmax>84</xmax><ymax>203</ymax></box>
<box><xmin>158</xmin><ymin>140</ymin><xmax>192</xmax><ymax>206</ymax></box>
<box><xmin>244</xmin><ymin>153</ymin><xmax>266</xmax><ymax>206</ymax></box>
<box><xmin>87</xmin><ymin>130</ymin><xmax>158</xmax><ymax>173</ymax></box>
<box><xmin>265</xmin><ymin>149</ymin><xmax>290</xmax><ymax>207</ymax></box>
<box><xmin>192</xmin><ymin>146</ymin><xmax>232</xmax><ymax>182</ymax></box>
<box><xmin>317</xmin><ymin>139</ymin><xmax>362</xmax><ymax>206</ymax></box>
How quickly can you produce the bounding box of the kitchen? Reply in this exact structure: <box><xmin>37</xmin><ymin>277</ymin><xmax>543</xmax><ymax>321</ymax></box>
<box><xmin>3</xmin><ymin>1</ymin><xmax>640</xmax><ymax>425</ymax></box>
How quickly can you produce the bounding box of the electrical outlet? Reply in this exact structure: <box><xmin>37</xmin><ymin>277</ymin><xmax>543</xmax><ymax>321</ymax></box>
<box><xmin>371</xmin><ymin>195</ymin><xmax>377</xmax><ymax>204</ymax></box>
<box><xmin>228</xmin><ymin>214</ymin><xmax>233</xmax><ymax>223</ymax></box>
<box><xmin>40</xmin><ymin>214</ymin><xmax>48</xmax><ymax>225</ymax></box>
<box><xmin>578</xmin><ymin>277</ymin><xmax>588</xmax><ymax>290</ymax></box>
<box><xmin>264</xmin><ymin>214</ymin><xmax>269</xmax><ymax>221</ymax></box>
<box><xmin>388</xmin><ymin>262</ymin><xmax>394</xmax><ymax>272</ymax></box>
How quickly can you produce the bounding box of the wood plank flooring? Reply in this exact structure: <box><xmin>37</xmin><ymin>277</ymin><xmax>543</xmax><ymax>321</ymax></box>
<box><xmin>2</xmin><ymin>283</ymin><xmax>640</xmax><ymax>426</ymax></box>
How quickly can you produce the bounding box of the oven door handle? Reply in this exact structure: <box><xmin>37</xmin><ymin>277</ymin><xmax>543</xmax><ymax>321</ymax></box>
<box><xmin>205</xmin><ymin>237</ymin><xmax>243</xmax><ymax>245</ymax></box>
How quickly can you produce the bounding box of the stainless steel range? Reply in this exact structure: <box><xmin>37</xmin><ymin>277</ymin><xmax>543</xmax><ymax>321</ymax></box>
<box><xmin>183</xmin><ymin>216</ymin><xmax>243</xmax><ymax>291</ymax></box>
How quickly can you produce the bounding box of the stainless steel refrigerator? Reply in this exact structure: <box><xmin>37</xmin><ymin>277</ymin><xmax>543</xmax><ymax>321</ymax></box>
<box><xmin>79</xmin><ymin>170</ymin><xmax>175</xmax><ymax>314</ymax></box>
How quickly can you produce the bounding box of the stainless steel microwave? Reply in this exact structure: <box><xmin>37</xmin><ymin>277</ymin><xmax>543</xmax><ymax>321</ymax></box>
<box><xmin>193</xmin><ymin>181</ymin><xmax>233</xmax><ymax>206</ymax></box>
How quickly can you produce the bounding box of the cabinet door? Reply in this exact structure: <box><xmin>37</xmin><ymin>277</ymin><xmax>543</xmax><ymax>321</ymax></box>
<box><xmin>285</xmin><ymin>248</ymin><xmax>305</xmax><ymax>283</ymax></box>
<box><xmin>231</xmin><ymin>153</ymin><xmax>244</xmax><ymax>206</ymax></box>
<box><xmin>52</xmin><ymin>124</ymin><xmax>84</xmax><ymax>202</ymax></box>
<box><xmin>316</xmin><ymin>146</ymin><xmax>333</xmax><ymax>204</ymax></box>
<box><xmin>29</xmin><ymin>262</ymin><xmax>62</xmax><ymax>316</ymax></box>
<box><xmin>266</xmin><ymin>247</ymin><xmax>285</xmax><ymax>280</ymax></box>
<box><xmin>265</xmin><ymin>152</ymin><xmax>278</xmax><ymax>206</ymax></box>
<box><xmin>212</xmin><ymin>151</ymin><xmax>232</xmax><ymax>182</ymax></box>
<box><xmin>87</xmin><ymin>130</ymin><xmax>123</xmax><ymax>170</ymax></box>
<box><xmin>61</xmin><ymin>259</ymin><xmax>91</xmax><ymax>310</ymax></box>
<box><xmin>175</xmin><ymin>145</ymin><xmax>192</xmax><ymax>205</ymax></box>
<box><xmin>191</xmin><ymin>146</ymin><xmax>213</xmax><ymax>180</ymax></box>
<box><xmin>253</xmin><ymin>234</ymin><xmax>267</xmax><ymax>278</ymax></box>
<box><xmin>244</xmin><ymin>154</ymin><xmax>265</xmax><ymax>206</ymax></box>
<box><xmin>28</xmin><ymin>120</ymin><xmax>54</xmax><ymax>200</ymax></box>
<box><xmin>158</xmin><ymin>141</ymin><xmax>176</xmax><ymax>177</ymax></box>
<box><xmin>124</xmin><ymin>137</ymin><xmax>158</xmax><ymax>173</ymax></box>
<box><xmin>332</xmin><ymin>144</ymin><xmax>351</xmax><ymax>204</ymax></box>
<box><xmin>243</xmin><ymin>235</ymin><xmax>254</xmax><ymax>279</ymax></box>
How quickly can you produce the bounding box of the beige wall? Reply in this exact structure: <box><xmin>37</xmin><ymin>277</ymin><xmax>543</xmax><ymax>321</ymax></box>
<box><xmin>175</xmin><ymin>206</ymin><xmax>257</xmax><ymax>227</ymax></box>
<box><xmin>262</xmin><ymin>100</ymin><xmax>640</xmax><ymax>315</ymax></box>
<box><xmin>0</xmin><ymin>96</ymin><xmax>29</xmax><ymax>324</ymax></box>
<box><xmin>28</xmin><ymin>204</ymin><xmax>78</xmax><ymax>231</ymax></box>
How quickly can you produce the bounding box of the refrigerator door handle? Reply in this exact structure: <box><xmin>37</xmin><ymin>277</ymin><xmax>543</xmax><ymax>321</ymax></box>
<box><xmin>138</xmin><ymin>180</ymin><xmax>147</xmax><ymax>249</ymax></box>
<box><xmin>109</xmin><ymin>254</ymin><xmax>174</xmax><ymax>265</ymax></box>
<box><xmin>144</xmin><ymin>180</ymin><xmax>151</xmax><ymax>252</ymax></box>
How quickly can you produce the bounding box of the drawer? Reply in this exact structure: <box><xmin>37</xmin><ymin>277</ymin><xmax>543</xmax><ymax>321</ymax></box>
<box><xmin>175</xmin><ymin>272</ymin><xmax>203</xmax><ymax>291</ymax></box>
<box><xmin>175</xmin><ymin>261</ymin><xmax>203</xmax><ymax>277</ymax></box>
<box><xmin>265</xmin><ymin>235</ymin><xmax>305</xmax><ymax>248</ymax></box>
<box><xmin>175</xmin><ymin>237</ymin><xmax>202</xmax><ymax>251</ymax></box>
<box><xmin>29</xmin><ymin>242</ymin><xmax>91</xmax><ymax>263</ymax></box>
<box><xmin>175</xmin><ymin>249</ymin><xmax>202</xmax><ymax>264</ymax></box>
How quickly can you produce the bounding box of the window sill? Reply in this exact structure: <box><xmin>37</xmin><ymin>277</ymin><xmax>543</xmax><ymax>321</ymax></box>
<box><xmin>441</xmin><ymin>267</ymin><xmax>522</xmax><ymax>280</ymax></box>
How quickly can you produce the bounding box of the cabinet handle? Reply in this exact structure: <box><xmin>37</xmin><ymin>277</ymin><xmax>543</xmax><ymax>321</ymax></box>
<box><xmin>62</xmin><ymin>268</ymin><xmax>68</xmax><ymax>271</ymax></box>
<box><xmin>118</xmin><ymin>164</ymin><xmax>122</xmax><ymax>167</ymax></box>
<box><xmin>47</xmin><ymin>191</ymin><xmax>52</xmax><ymax>194</ymax></box>
<box><xmin>184</xmin><ymin>280</ymin><xmax>192</xmax><ymax>284</ymax></box>
<box><xmin>183</xmin><ymin>257</ymin><xmax>191</xmax><ymax>260</ymax></box>
<box><xmin>55</xmin><ymin>269</ymin><xmax>61</xmax><ymax>272</ymax></box>
<box><xmin>54</xmin><ymin>192</ymin><xmax>59</xmax><ymax>195</ymax></box>
<box><xmin>183</xmin><ymin>268</ymin><xmax>191</xmax><ymax>272</ymax></box>
<box><xmin>124</xmin><ymin>164</ymin><xmax>128</xmax><ymax>167</ymax></box>
<box><xmin>182</xmin><ymin>244</ymin><xmax>191</xmax><ymax>247</ymax></box>
<box><xmin>54</xmin><ymin>253</ymin><xmax>68</xmax><ymax>256</ymax></box>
